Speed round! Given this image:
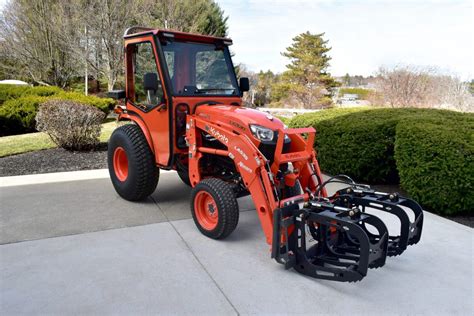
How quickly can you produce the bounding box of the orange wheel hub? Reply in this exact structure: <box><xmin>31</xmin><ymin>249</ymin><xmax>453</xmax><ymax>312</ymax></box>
<box><xmin>113</xmin><ymin>147</ymin><xmax>129</xmax><ymax>181</ymax></box>
<box><xmin>194</xmin><ymin>191</ymin><xmax>218</xmax><ymax>230</ymax></box>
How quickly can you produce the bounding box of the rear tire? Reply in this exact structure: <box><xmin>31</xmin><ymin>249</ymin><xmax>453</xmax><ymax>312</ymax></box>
<box><xmin>191</xmin><ymin>178</ymin><xmax>239</xmax><ymax>239</ymax></box>
<box><xmin>108</xmin><ymin>124</ymin><xmax>159</xmax><ymax>201</ymax></box>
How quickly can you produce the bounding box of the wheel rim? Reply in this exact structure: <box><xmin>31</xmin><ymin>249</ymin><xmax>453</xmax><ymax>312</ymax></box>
<box><xmin>113</xmin><ymin>147</ymin><xmax>128</xmax><ymax>181</ymax></box>
<box><xmin>194</xmin><ymin>191</ymin><xmax>218</xmax><ymax>230</ymax></box>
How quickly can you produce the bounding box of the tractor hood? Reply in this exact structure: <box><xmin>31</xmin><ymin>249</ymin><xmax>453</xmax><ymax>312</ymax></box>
<box><xmin>195</xmin><ymin>105</ymin><xmax>285</xmax><ymax>134</ymax></box>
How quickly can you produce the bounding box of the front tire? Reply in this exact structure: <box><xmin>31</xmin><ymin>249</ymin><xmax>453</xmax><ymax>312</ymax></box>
<box><xmin>191</xmin><ymin>178</ymin><xmax>239</xmax><ymax>239</ymax></box>
<box><xmin>108</xmin><ymin>124</ymin><xmax>159</xmax><ymax>201</ymax></box>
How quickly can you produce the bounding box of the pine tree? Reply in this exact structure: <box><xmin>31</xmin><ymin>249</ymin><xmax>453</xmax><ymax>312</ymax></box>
<box><xmin>274</xmin><ymin>31</ymin><xmax>338</xmax><ymax>108</ymax></box>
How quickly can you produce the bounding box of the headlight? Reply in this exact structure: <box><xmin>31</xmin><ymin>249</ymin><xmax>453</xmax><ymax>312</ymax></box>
<box><xmin>250</xmin><ymin>124</ymin><xmax>274</xmax><ymax>141</ymax></box>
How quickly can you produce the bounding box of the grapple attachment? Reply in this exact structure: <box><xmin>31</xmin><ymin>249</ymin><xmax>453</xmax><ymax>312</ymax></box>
<box><xmin>333</xmin><ymin>187</ymin><xmax>424</xmax><ymax>256</ymax></box>
<box><xmin>272</xmin><ymin>182</ymin><xmax>424</xmax><ymax>282</ymax></box>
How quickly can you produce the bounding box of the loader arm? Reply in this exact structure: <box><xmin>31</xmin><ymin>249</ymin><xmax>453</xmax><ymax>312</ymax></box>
<box><xmin>186</xmin><ymin>115</ymin><xmax>323</xmax><ymax>245</ymax></box>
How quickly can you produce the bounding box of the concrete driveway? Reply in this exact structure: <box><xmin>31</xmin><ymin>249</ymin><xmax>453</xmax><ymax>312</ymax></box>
<box><xmin>0</xmin><ymin>170</ymin><xmax>472</xmax><ymax>315</ymax></box>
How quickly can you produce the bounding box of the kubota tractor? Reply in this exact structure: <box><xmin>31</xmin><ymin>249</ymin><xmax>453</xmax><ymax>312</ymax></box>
<box><xmin>107</xmin><ymin>27</ymin><xmax>424</xmax><ymax>282</ymax></box>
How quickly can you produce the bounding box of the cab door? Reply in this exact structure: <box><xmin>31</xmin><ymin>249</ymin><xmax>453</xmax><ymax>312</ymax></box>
<box><xmin>125</xmin><ymin>37</ymin><xmax>172</xmax><ymax>167</ymax></box>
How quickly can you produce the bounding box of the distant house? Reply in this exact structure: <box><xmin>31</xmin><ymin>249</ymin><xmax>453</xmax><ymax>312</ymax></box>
<box><xmin>340</xmin><ymin>93</ymin><xmax>359</xmax><ymax>101</ymax></box>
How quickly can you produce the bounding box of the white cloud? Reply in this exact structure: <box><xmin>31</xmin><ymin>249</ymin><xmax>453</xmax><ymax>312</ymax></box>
<box><xmin>218</xmin><ymin>0</ymin><xmax>473</xmax><ymax>79</ymax></box>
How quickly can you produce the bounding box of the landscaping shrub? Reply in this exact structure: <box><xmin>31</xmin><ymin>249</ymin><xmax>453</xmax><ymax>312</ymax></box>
<box><xmin>0</xmin><ymin>85</ymin><xmax>61</xmax><ymax>105</ymax></box>
<box><xmin>338</xmin><ymin>87</ymin><xmax>372</xmax><ymax>99</ymax></box>
<box><xmin>0</xmin><ymin>96</ymin><xmax>47</xmax><ymax>136</ymax></box>
<box><xmin>315</xmin><ymin>110</ymin><xmax>401</xmax><ymax>183</ymax></box>
<box><xmin>289</xmin><ymin>107</ymin><xmax>471</xmax><ymax>184</ymax></box>
<box><xmin>395</xmin><ymin>120</ymin><xmax>474</xmax><ymax>215</ymax></box>
<box><xmin>276</xmin><ymin>115</ymin><xmax>291</xmax><ymax>125</ymax></box>
<box><xmin>51</xmin><ymin>92</ymin><xmax>115</xmax><ymax>114</ymax></box>
<box><xmin>289</xmin><ymin>107</ymin><xmax>368</xmax><ymax>129</ymax></box>
<box><xmin>0</xmin><ymin>89</ymin><xmax>114</xmax><ymax>136</ymax></box>
<box><xmin>36</xmin><ymin>100</ymin><xmax>106</xmax><ymax>150</ymax></box>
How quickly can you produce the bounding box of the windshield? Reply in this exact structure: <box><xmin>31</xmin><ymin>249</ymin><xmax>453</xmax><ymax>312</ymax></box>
<box><xmin>161</xmin><ymin>40</ymin><xmax>239</xmax><ymax>96</ymax></box>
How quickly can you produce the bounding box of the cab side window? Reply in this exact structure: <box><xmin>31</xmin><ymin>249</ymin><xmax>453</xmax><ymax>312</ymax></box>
<box><xmin>132</xmin><ymin>42</ymin><xmax>164</xmax><ymax>109</ymax></box>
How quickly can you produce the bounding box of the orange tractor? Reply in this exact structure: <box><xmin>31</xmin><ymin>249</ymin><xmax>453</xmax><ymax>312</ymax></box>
<box><xmin>108</xmin><ymin>27</ymin><xmax>423</xmax><ymax>282</ymax></box>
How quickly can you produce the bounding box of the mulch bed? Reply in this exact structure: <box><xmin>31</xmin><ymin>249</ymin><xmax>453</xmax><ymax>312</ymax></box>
<box><xmin>0</xmin><ymin>143</ymin><xmax>108</xmax><ymax>177</ymax></box>
<box><xmin>1</xmin><ymin>146</ymin><xmax>472</xmax><ymax>228</ymax></box>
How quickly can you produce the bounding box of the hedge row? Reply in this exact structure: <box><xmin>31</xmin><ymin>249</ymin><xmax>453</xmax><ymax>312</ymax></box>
<box><xmin>0</xmin><ymin>85</ymin><xmax>115</xmax><ymax>136</ymax></box>
<box><xmin>289</xmin><ymin>107</ymin><xmax>474</xmax><ymax>214</ymax></box>
<box><xmin>0</xmin><ymin>85</ymin><xmax>62</xmax><ymax>105</ymax></box>
<box><xmin>0</xmin><ymin>96</ymin><xmax>48</xmax><ymax>135</ymax></box>
<box><xmin>338</xmin><ymin>88</ymin><xmax>371</xmax><ymax>99</ymax></box>
<box><xmin>395</xmin><ymin>120</ymin><xmax>473</xmax><ymax>215</ymax></box>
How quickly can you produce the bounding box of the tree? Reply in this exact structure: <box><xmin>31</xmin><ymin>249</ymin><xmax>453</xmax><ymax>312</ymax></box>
<box><xmin>0</xmin><ymin>0</ymin><xmax>229</xmax><ymax>90</ymax></box>
<box><xmin>141</xmin><ymin>0</ymin><xmax>227</xmax><ymax>37</ymax></box>
<box><xmin>376</xmin><ymin>65</ymin><xmax>435</xmax><ymax>108</ymax></box>
<box><xmin>273</xmin><ymin>31</ymin><xmax>338</xmax><ymax>108</ymax></box>
<box><xmin>0</xmin><ymin>0</ymin><xmax>77</xmax><ymax>87</ymax></box>
<box><xmin>375</xmin><ymin>65</ymin><xmax>473</xmax><ymax>111</ymax></box>
<box><xmin>254</xmin><ymin>70</ymin><xmax>278</xmax><ymax>106</ymax></box>
<box><xmin>343</xmin><ymin>73</ymin><xmax>350</xmax><ymax>86</ymax></box>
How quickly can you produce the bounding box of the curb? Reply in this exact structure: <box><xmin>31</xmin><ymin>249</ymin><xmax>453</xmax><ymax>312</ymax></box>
<box><xmin>0</xmin><ymin>168</ymin><xmax>174</xmax><ymax>188</ymax></box>
<box><xmin>0</xmin><ymin>169</ymin><xmax>110</xmax><ymax>187</ymax></box>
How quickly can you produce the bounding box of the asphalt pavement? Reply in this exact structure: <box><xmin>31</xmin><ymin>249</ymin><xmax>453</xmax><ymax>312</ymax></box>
<box><xmin>0</xmin><ymin>170</ymin><xmax>472</xmax><ymax>315</ymax></box>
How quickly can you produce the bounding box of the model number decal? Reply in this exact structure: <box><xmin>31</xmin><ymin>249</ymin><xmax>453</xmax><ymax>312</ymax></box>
<box><xmin>234</xmin><ymin>146</ymin><xmax>248</xmax><ymax>160</ymax></box>
<box><xmin>238</xmin><ymin>161</ymin><xmax>252</xmax><ymax>173</ymax></box>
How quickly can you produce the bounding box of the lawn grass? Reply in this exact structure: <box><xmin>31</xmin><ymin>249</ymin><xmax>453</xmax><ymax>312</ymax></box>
<box><xmin>0</xmin><ymin>121</ymin><xmax>118</xmax><ymax>157</ymax></box>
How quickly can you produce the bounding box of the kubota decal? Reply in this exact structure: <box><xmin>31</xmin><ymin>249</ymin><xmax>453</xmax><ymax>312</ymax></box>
<box><xmin>208</xmin><ymin>126</ymin><xmax>229</xmax><ymax>144</ymax></box>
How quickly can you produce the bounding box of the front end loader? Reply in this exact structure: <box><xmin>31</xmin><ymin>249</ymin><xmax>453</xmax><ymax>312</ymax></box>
<box><xmin>107</xmin><ymin>27</ymin><xmax>424</xmax><ymax>282</ymax></box>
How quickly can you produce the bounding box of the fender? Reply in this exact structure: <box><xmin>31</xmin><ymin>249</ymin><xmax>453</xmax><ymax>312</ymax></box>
<box><xmin>118</xmin><ymin>112</ymin><xmax>155</xmax><ymax>154</ymax></box>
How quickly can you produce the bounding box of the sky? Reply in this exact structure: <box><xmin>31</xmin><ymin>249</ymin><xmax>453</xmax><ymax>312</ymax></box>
<box><xmin>0</xmin><ymin>0</ymin><xmax>471</xmax><ymax>78</ymax></box>
<box><xmin>217</xmin><ymin>0</ymin><xmax>473</xmax><ymax>79</ymax></box>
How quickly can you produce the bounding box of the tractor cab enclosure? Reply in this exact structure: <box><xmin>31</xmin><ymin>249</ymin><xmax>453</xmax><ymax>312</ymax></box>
<box><xmin>109</xmin><ymin>28</ymin><xmax>252</xmax><ymax>168</ymax></box>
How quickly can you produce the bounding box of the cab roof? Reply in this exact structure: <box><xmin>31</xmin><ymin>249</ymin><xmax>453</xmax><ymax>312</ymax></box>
<box><xmin>123</xmin><ymin>27</ymin><xmax>233</xmax><ymax>45</ymax></box>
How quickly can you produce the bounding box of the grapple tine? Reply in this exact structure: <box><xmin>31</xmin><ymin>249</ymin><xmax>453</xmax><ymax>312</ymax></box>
<box><xmin>334</xmin><ymin>187</ymin><xmax>424</xmax><ymax>256</ymax></box>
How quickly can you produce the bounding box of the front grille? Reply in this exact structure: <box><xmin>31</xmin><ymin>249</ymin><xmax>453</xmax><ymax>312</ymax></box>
<box><xmin>258</xmin><ymin>136</ymin><xmax>291</xmax><ymax>163</ymax></box>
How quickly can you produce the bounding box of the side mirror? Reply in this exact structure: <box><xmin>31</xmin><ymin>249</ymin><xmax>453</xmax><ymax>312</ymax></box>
<box><xmin>144</xmin><ymin>72</ymin><xmax>158</xmax><ymax>91</ymax></box>
<box><xmin>239</xmin><ymin>77</ymin><xmax>249</xmax><ymax>92</ymax></box>
<box><xmin>107</xmin><ymin>90</ymin><xmax>126</xmax><ymax>99</ymax></box>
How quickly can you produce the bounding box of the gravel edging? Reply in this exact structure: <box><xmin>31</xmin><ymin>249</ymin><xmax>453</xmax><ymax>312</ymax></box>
<box><xmin>0</xmin><ymin>144</ymin><xmax>108</xmax><ymax>177</ymax></box>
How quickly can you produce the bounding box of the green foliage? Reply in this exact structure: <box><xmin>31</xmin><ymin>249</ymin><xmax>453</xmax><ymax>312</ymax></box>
<box><xmin>289</xmin><ymin>107</ymin><xmax>367</xmax><ymax>129</ymax></box>
<box><xmin>0</xmin><ymin>85</ymin><xmax>62</xmax><ymax>105</ymax></box>
<box><xmin>339</xmin><ymin>88</ymin><xmax>372</xmax><ymax>100</ymax></box>
<box><xmin>254</xmin><ymin>70</ymin><xmax>278</xmax><ymax>106</ymax></box>
<box><xmin>276</xmin><ymin>116</ymin><xmax>291</xmax><ymax>125</ymax></box>
<box><xmin>51</xmin><ymin>92</ymin><xmax>115</xmax><ymax>114</ymax></box>
<box><xmin>0</xmin><ymin>96</ymin><xmax>48</xmax><ymax>136</ymax></box>
<box><xmin>288</xmin><ymin>107</ymin><xmax>474</xmax><ymax>213</ymax></box>
<box><xmin>395</xmin><ymin>120</ymin><xmax>474</xmax><ymax>215</ymax></box>
<box><xmin>146</xmin><ymin>0</ymin><xmax>228</xmax><ymax>37</ymax></box>
<box><xmin>315</xmin><ymin>110</ymin><xmax>401</xmax><ymax>183</ymax></box>
<box><xmin>275</xmin><ymin>31</ymin><xmax>338</xmax><ymax>108</ymax></box>
<box><xmin>0</xmin><ymin>86</ymin><xmax>114</xmax><ymax>136</ymax></box>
